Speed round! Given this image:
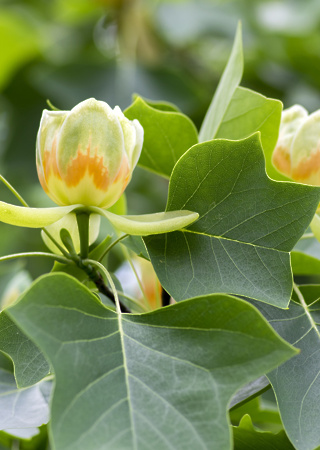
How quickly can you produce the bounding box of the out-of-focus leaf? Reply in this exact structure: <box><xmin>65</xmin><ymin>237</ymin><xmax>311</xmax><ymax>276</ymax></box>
<box><xmin>199</xmin><ymin>22</ymin><xmax>243</xmax><ymax>142</ymax></box>
<box><xmin>232</xmin><ymin>414</ymin><xmax>294</xmax><ymax>450</ymax></box>
<box><xmin>0</xmin><ymin>9</ymin><xmax>40</xmax><ymax>89</ymax></box>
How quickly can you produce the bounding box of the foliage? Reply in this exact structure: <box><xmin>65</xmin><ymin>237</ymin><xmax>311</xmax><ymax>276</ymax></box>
<box><xmin>1</xmin><ymin>3</ymin><xmax>320</xmax><ymax>450</ymax></box>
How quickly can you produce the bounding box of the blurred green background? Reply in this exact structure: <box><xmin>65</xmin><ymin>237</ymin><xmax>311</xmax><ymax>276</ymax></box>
<box><xmin>1</xmin><ymin>0</ymin><xmax>320</xmax><ymax>278</ymax></box>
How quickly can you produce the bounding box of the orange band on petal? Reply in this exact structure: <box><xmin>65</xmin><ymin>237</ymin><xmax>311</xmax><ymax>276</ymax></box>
<box><xmin>64</xmin><ymin>145</ymin><xmax>109</xmax><ymax>191</ymax></box>
<box><xmin>40</xmin><ymin>137</ymin><xmax>62</xmax><ymax>185</ymax></box>
<box><xmin>272</xmin><ymin>145</ymin><xmax>291</xmax><ymax>177</ymax></box>
<box><xmin>292</xmin><ymin>149</ymin><xmax>320</xmax><ymax>182</ymax></box>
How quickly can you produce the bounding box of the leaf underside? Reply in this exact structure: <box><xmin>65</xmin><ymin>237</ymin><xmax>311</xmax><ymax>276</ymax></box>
<box><xmin>7</xmin><ymin>273</ymin><xmax>295</xmax><ymax>450</ymax></box>
<box><xmin>251</xmin><ymin>285</ymin><xmax>320</xmax><ymax>450</ymax></box>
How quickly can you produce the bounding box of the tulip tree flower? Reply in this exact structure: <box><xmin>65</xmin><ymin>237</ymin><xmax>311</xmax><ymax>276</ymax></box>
<box><xmin>272</xmin><ymin>104</ymin><xmax>320</xmax><ymax>241</ymax></box>
<box><xmin>0</xmin><ymin>98</ymin><xmax>198</xmax><ymax>239</ymax></box>
<box><xmin>272</xmin><ymin>104</ymin><xmax>320</xmax><ymax>185</ymax></box>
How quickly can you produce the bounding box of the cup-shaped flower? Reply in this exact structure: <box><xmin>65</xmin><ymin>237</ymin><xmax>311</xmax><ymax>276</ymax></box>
<box><xmin>272</xmin><ymin>105</ymin><xmax>320</xmax><ymax>185</ymax></box>
<box><xmin>36</xmin><ymin>98</ymin><xmax>143</xmax><ymax>208</ymax></box>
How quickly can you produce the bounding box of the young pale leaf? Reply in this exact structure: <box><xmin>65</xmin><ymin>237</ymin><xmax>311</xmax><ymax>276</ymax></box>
<box><xmin>144</xmin><ymin>134</ymin><xmax>320</xmax><ymax>307</ymax></box>
<box><xmin>7</xmin><ymin>273</ymin><xmax>295</xmax><ymax>450</ymax></box>
<box><xmin>199</xmin><ymin>22</ymin><xmax>243</xmax><ymax>142</ymax></box>
<box><xmin>0</xmin><ymin>312</ymin><xmax>50</xmax><ymax>388</ymax></box>
<box><xmin>124</xmin><ymin>96</ymin><xmax>198</xmax><ymax>178</ymax></box>
<box><xmin>215</xmin><ymin>87</ymin><xmax>284</xmax><ymax>181</ymax></box>
<box><xmin>250</xmin><ymin>286</ymin><xmax>320</xmax><ymax>450</ymax></box>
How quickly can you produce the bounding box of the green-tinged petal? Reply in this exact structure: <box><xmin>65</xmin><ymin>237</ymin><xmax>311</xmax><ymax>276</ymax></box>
<box><xmin>272</xmin><ymin>104</ymin><xmax>308</xmax><ymax>178</ymax></box>
<box><xmin>41</xmin><ymin>213</ymin><xmax>101</xmax><ymax>254</ymax></box>
<box><xmin>291</xmin><ymin>110</ymin><xmax>320</xmax><ymax>184</ymax></box>
<box><xmin>92</xmin><ymin>208</ymin><xmax>199</xmax><ymax>235</ymax></box>
<box><xmin>0</xmin><ymin>201</ymin><xmax>79</xmax><ymax>228</ymax></box>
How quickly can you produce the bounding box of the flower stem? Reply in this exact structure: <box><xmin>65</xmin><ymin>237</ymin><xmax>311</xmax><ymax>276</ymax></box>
<box><xmin>98</xmin><ymin>233</ymin><xmax>128</xmax><ymax>262</ymax></box>
<box><xmin>76</xmin><ymin>212</ymin><xmax>90</xmax><ymax>259</ymax></box>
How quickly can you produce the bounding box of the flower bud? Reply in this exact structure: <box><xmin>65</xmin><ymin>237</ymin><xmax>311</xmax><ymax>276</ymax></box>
<box><xmin>272</xmin><ymin>105</ymin><xmax>320</xmax><ymax>185</ymax></box>
<box><xmin>36</xmin><ymin>98</ymin><xmax>143</xmax><ymax>208</ymax></box>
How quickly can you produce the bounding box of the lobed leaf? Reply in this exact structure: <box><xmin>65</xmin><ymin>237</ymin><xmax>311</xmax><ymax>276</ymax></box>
<box><xmin>145</xmin><ymin>134</ymin><xmax>320</xmax><ymax>307</ymax></box>
<box><xmin>7</xmin><ymin>273</ymin><xmax>295</xmax><ymax>450</ymax></box>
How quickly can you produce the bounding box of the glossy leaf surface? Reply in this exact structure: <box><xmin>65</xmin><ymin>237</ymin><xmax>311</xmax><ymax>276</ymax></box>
<box><xmin>145</xmin><ymin>134</ymin><xmax>320</xmax><ymax>306</ymax></box>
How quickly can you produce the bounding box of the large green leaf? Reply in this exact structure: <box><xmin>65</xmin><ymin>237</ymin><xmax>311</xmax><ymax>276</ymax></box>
<box><xmin>124</xmin><ymin>97</ymin><xmax>198</xmax><ymax>178</ymax></box>
<box><xmin>215</xmin><ymin>87</ymin><xmax>284</xmax><ymax>181</ymax></box>
<box><xmin>7</xmin><ymin>273</ymin><xmax>295</xmax><ymax>450</ymax></box>
<box><xmin>199</xmin><ymin>23</ymin><xmax>243</xmax><ymax>142</ymax></box>
<box><xmin>0</xmin><ymin>312</ymin><xmax>50</xmax><ymax>388</ymax></box>
<box><xmin>145</xmin><ymin>134</ymin><xmax>320</xmax><ymax>307</ymax></box>
<box><xmin>251</xmin><ymin>286</ymin><xmax>320</xmax><ymax>450</ymax></box>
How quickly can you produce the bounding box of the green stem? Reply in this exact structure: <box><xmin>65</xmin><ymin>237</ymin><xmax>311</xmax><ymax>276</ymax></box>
<box><xmin>84</xmin><ymin>258</ymin><xmax>126</xmax><ymax>314</ymax></box>
<box><xmin>42</xmin><ymin>228</ymin><xmax>71</xmax><ymax>258</ymax></box>
<box><xmin>0</xmin><ymin>252</ymin><xmax>71</xmax><ymax>265</ymax></box>
<box><xmin>76</xmin><ymin>212</ymin><xmax>90</xmax><ymax>259</ymax></box>
<box><xmin>0</xmin><ymin>174</ymin><xmax>29</xmax><ymax>207</ymax></box>
<box><xmin>98</xmin><ymin>233</ymin><xmax>128</xmax><ymax>262</ymax></box>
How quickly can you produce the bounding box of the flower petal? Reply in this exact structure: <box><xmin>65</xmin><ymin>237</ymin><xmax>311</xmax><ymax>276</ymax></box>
<box><xmin>91</xmin><ymin>208</ymin><xmax>199</xmax><ymax>236</ymax></box>
<box><xmin>0</xmin><ymin>202</ymin><xmax>79</xmax><ymax>228</ymax></box>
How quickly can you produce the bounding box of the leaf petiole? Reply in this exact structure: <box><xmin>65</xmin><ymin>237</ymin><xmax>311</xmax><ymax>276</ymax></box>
<box><xmin>84</xmin><ymin>258</ymin><xmax>124</xmax><ymax>314</ymax></box>
<box><xmin>0</xmin><ymin>251</ymin><xmax>71</xmax><ymax>265</ymax></box>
